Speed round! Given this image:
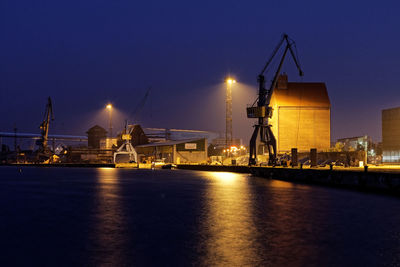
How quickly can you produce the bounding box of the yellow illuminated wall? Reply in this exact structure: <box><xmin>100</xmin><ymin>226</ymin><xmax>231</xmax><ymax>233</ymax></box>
<box><xmin>269</xmin><ymin>80</ymin><xmax>331</xmax><ymax>153</ymax></box>
<box><xmin>271</xmin><ymin>106</ymin><xmax>330</xmax><ymax>152</ymax></box>
<box><xmin>382</xmin><ymin>107</ymin><xmax>400</xmax><ymax>163</ymax></box>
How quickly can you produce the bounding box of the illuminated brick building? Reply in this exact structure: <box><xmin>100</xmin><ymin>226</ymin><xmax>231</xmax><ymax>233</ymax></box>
<box><xmin>269</xmin><ymin>74</ymin><xmax>331</xmax><ymax>153</ymax></box>
<box><xmin>382</xmin><ymin>107</ymin><xmax>400</xmax><ymax>163</ymax></box>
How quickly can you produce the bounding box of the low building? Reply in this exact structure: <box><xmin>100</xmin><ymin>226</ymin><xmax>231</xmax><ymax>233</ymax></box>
<box><xmin>135</xmin><ymin>138</ymin><xmax>207</xmax><ymax>164</ymax></box>
<box><xmin>100</xmin><ymin>137</ymin><xmax>118</xmax><ymax>149</ymax></box>
<box><xmin>336</xmin><ymin>135</ymin><xmax>371</xmax><ymax>151</ymax></box>
<box><xmin>210</xmin><ymin>137</ymin><xmax>242</xmax><ymax>149</ymax></box>
<box><xmin>131</xmin><ymin>125</ymin><xmax>149</xmax><ymax>147</ymax></box>
<box><xmin>143</xmin><ymin>128</ymin><xmax>218</xmax><ymax>143</ymax></box>
<box><xmin>382</xmin><ymin>107</ymin><xmax>400</xmax><ymax>163</ymax></box>
<box><xmin>64</xmin><ymin>147</ymin><xmax>113</xmax><ymax>163</ymax></box>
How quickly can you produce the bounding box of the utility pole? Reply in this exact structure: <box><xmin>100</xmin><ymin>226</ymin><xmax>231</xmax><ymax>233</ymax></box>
<box><xmin>14</xmin><ymin>125</ymin><xmax>17</xmax><ymax>153</ymax></box>
<box><xmin>364</xmin><ymin>135</ymin><xmax>368</xmax><ymax>166</ymax></box>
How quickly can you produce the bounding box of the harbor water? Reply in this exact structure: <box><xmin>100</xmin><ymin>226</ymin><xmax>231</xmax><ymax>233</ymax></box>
<box><xmin>0</xmin><ymin>166</ymin><xmax>400</xmax><ymax>266</ymax></box>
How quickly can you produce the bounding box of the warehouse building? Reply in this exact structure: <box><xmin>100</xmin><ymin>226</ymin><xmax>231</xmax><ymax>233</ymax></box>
<box><xmin>269</xmin><ymin>74</ymin><xmax>331</xmax><ymax>153</ymax></box>
<box><xmin>143</xmin><ymin>128</ymin><xmax>217</xmax><ymax>143</ymax></box>
<box><xmin>87</xmin><ymin>125</ymin><xmax>107</xmax><ymax>149</ymax></box>
<box><xmin>135</xmin><ymin>138</ymin><xmax>207</xmax><ymax>164</ymax></box>
<box><xmin>382</xmin><ymin>107</ymin><xmax>400</xmax><ymax>163</ymax></box>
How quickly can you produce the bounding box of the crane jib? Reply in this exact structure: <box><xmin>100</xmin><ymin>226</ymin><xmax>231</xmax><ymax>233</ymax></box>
<box><xmin>248</xmin><ymin>34</ymin><xmax>304</xmax><ymax>166</ymax></box>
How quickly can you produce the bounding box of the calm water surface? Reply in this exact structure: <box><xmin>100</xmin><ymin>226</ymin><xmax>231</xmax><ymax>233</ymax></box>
<box><xmin>0</xmin><ymin>166</ymin><xmax>400</xmax><ymax>266</ymax></box>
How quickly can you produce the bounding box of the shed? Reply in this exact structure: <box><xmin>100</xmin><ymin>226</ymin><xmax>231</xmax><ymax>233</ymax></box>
<box><xmin>135</xmin><ymin>138</ymin><xmax>207</xmax><ymax>164</ymax></box>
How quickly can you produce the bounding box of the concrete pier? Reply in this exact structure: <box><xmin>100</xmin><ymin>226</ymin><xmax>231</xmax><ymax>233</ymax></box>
<box><xmin>2</xmin><ymin>163</ymin><xmax>115</xmax><ymax>168</ymax></box>
<box><xmin>177</xmin><ymin>164</ymin><xmax>250</xmax><ymax>173</ymax></box>
<box><xmin>177</xmin><ymin>164</ymin><xmax>400</xmax><ymax>195</ymax></box>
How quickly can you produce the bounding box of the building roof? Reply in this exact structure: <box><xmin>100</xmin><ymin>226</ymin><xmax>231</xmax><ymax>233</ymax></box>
<box><xmin>143</xmin><ymin>127</ymin><xmax>218</xmax><ymax>142</ymax></box>
<box><xmin>337</xmin><ymin>135</ymin><xmax>369</xmax><ymax>142</ymax></box>
<box><xmin>86</xmin><ymin>125</ymin><xmax>107</xmax><ymax>134</ymax></box>
<box><xmin>271</xmin><ymin>82</ymin><xmax>330</xmax><ymax>108</ymax></box>
<box><xmin>382</xmin><ymin>106</ymin><xmax>400</xmax><ymax>112</ymax></box>
<box><xmin>0</xmin><ymin>132</ymin><xmax>87</xmax><ymax>141</ymax></box>
<box><xmin>135</xmin><ymin>138</ymin><xmax>204</xmax><ymax>148</ymax></box>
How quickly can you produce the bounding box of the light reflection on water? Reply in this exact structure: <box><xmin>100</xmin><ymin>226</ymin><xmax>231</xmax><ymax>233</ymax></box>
<box><xmin>90</xmin><ymin>167</ymin><xmax>127</xmax><ymax>266</ymax></box>
<box><xmin>199</xmin><ymin>172</ymin><xmax>258</xmax><ymax>266</ymax></box>
<box><xmin>197</xmin><ymin>173</ymin><xmax>321</xmax><ymax>266</ymax></box>
<box><xmin>1</xmin><ymin>167</ymin><xmax>400</xmax><ymax>266</ymax></box>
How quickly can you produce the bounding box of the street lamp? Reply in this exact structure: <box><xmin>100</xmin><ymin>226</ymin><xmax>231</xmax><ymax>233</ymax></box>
<box><xmin>226</xmin><ymin>78</ymin><xmax>236</xmax><ymax>85</ymax></box>
<box><xmin>225</xmin><ymin>77</ymin><xmax>236</xmax><ymax>158</ymax></box>
<box><xmin>106</xmin><ymin>103</ymin><xmax>113</xmax><ymax>137</ymax></box>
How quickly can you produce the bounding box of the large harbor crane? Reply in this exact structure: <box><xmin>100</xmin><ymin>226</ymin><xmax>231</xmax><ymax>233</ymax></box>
<box><xmin>36</xmin><ymin>97</ymin><xmax>54</xmax><ymax>160</ymax></box>
<box><xmin>247</xmin><ymin>34</ymin><xmax>304</xmax><ymax>166</ymax></box>
<box><xmin>113</xmin><ymin>120</ymin><xmax>138</xmax><ymax>164</ymax></box>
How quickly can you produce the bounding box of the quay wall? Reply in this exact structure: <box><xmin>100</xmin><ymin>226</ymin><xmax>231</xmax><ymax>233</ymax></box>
<box><xmin>176</xmin><ymin>164</ymin><xmax>250</xmax><ymax>173</ymax></box>
<box><xmin>2</xmin><ymin>163</ymin><xmax>115</xmax><ymax>168</ymax></box>
<box><xmin>177</xmin><ymin>165</ymin><xmax>400</xmax><ymax>195</ymax></box>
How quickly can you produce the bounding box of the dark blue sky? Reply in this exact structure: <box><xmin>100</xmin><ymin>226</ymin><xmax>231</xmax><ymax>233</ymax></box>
<box><xmin>1</xmin><ymin>0</ymin><xmax>400</xmax><ymax>143</ymax></box>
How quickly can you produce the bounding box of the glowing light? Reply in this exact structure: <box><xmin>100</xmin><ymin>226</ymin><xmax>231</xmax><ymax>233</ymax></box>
<box><xmin>106</xmin><ymin>103</ymin><xmax>113</xmax><ymax>137</ymax></box>
<box><xmin>207</xmin><ymin>172</ymin><xmax>238</xmax><ymax>184</ymax></box>
<box><xmin>226</xmin><ymin>78</ymin><xmax>237</xmax><ymax>84</ymax></box>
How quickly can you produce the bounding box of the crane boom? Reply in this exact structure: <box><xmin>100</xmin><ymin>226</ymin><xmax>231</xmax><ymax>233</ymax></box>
<box><xmin>130</xmin><ymin>87</ymin><xmax>151</xmax><ymax>122</ymax></box>
<box><xmin>248</xmin><ymin>34</ymin><xmax>304</xmax><ymax>166</ymax></box>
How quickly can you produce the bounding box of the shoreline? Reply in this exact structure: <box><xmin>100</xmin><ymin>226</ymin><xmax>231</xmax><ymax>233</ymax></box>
<box><xmin>2</xmin><ymin>163</ymin><xmax>400</xmax><ymax>196</ymax></box>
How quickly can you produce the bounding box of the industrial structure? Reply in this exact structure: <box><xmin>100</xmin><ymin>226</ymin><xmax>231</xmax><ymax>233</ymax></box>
<box><xmin>382</xmin><ymin>107</ymin><xmax>400</xmax><ymax>163</ymax></box>
<box><xmin>269</xmin><ymin>74</ymin><xmax>330</xmax><ymax>153</ymax></box>
<box><xmin>64</xmin><ymin>125</ymin><xmax>212</xmax><ymax>164</ymax></box>
<box><xmin>143</xmin><ymin>128</ymin><xmax>217</xmax><ymax>143</ymax></box>
<box><xmin>225</xmin><ymin>78</ymin><xmax>236</xmax><ymax>152</ymax></box>
<box><xmin>336</xmin><ymin>135</ymin><xmax>371</xmax><ymax>152</ymax></box>
<box><xmin>247</xmin><ymin>34</ymin><xmax>304</xmax><ymax>165</ymax></box>
<box><xmin>210</xmin><ymin>137</ymin><xmax>242</xmax><ymax>150</ymax></box>
<box><xmin>113</xmin><ymin>122</ymin><xmax>138</xmax><ymax>163</ymax></box>
<box><xmin>106</xmin><ymin>103</ymin><xmax>113</xmax><ymax>137</ymax></box>
<box><xmin>135</xmin><ymin>138</ymin><xmax>207</xmax><ymax>164</ymax></box>
<box><xmin>87</xmin><ymin>125</ymin><xmax>107</xmax><ymax>149</ymax></box>
<box><xmin>36</xmin><ymin>97</ymin><xmax>54</xmax><ymax>161</ymax></box>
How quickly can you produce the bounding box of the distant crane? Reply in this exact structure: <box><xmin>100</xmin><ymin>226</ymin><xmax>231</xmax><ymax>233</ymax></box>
<box><xmin>130</xmin><ymin>87</ymin><xmax>151</xmax><ymax>123</ymax></box>
<box><xmin>114</xmin><ymin>120</ymin><xmax>138</xmax><ymax>164</ymax></box>
<box><xmin>247</xmin><ymin>34</ymin><xmax>304</xmax><ymax>166</ymax></box>
<box><xmin>36</xmin><ymin>97</ymin><xmax>54</xmax><ymax>160</ymax></box>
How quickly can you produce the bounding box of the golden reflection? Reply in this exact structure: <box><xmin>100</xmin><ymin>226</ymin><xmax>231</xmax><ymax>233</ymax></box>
<box><xmin>206</xmin><ymin>172</ymin><xmax>238</xmax><ymax>184</ymax></box>
<box><xmin>200</xmin><ymin>171</ymin><xmax>258</xmax><ymax>265</ymax></box>
<box><xmin>263</xmin><ymin>178</ymin><xmax>317</xmax><ymax>266</ymax></box>
<box><xmin>270</xmin><ymin>179</ymin><xmax>295</xmax><ymax>188</ymax></box>
<box><xmin>91</xmin><ymin>168</ymin><xmax>127</xmax><ymax>265</ymax></box>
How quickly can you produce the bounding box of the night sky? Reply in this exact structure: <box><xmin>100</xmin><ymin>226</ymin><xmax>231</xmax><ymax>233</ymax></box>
<box><xmin>1</xmin><ymin>0</ymin><xmax>400</xmax><ymax>144</ymax></box>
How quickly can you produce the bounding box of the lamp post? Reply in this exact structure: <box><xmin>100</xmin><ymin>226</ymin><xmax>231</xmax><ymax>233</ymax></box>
<box><xmin>225</xmin><ymin>78</ymin><xmax>236</xmax><ymax>159</ymax></box>
<box><xmin>106</xmin><ymin>103</ymin><xmax>113</xmax><ymax>137</ymax></box>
